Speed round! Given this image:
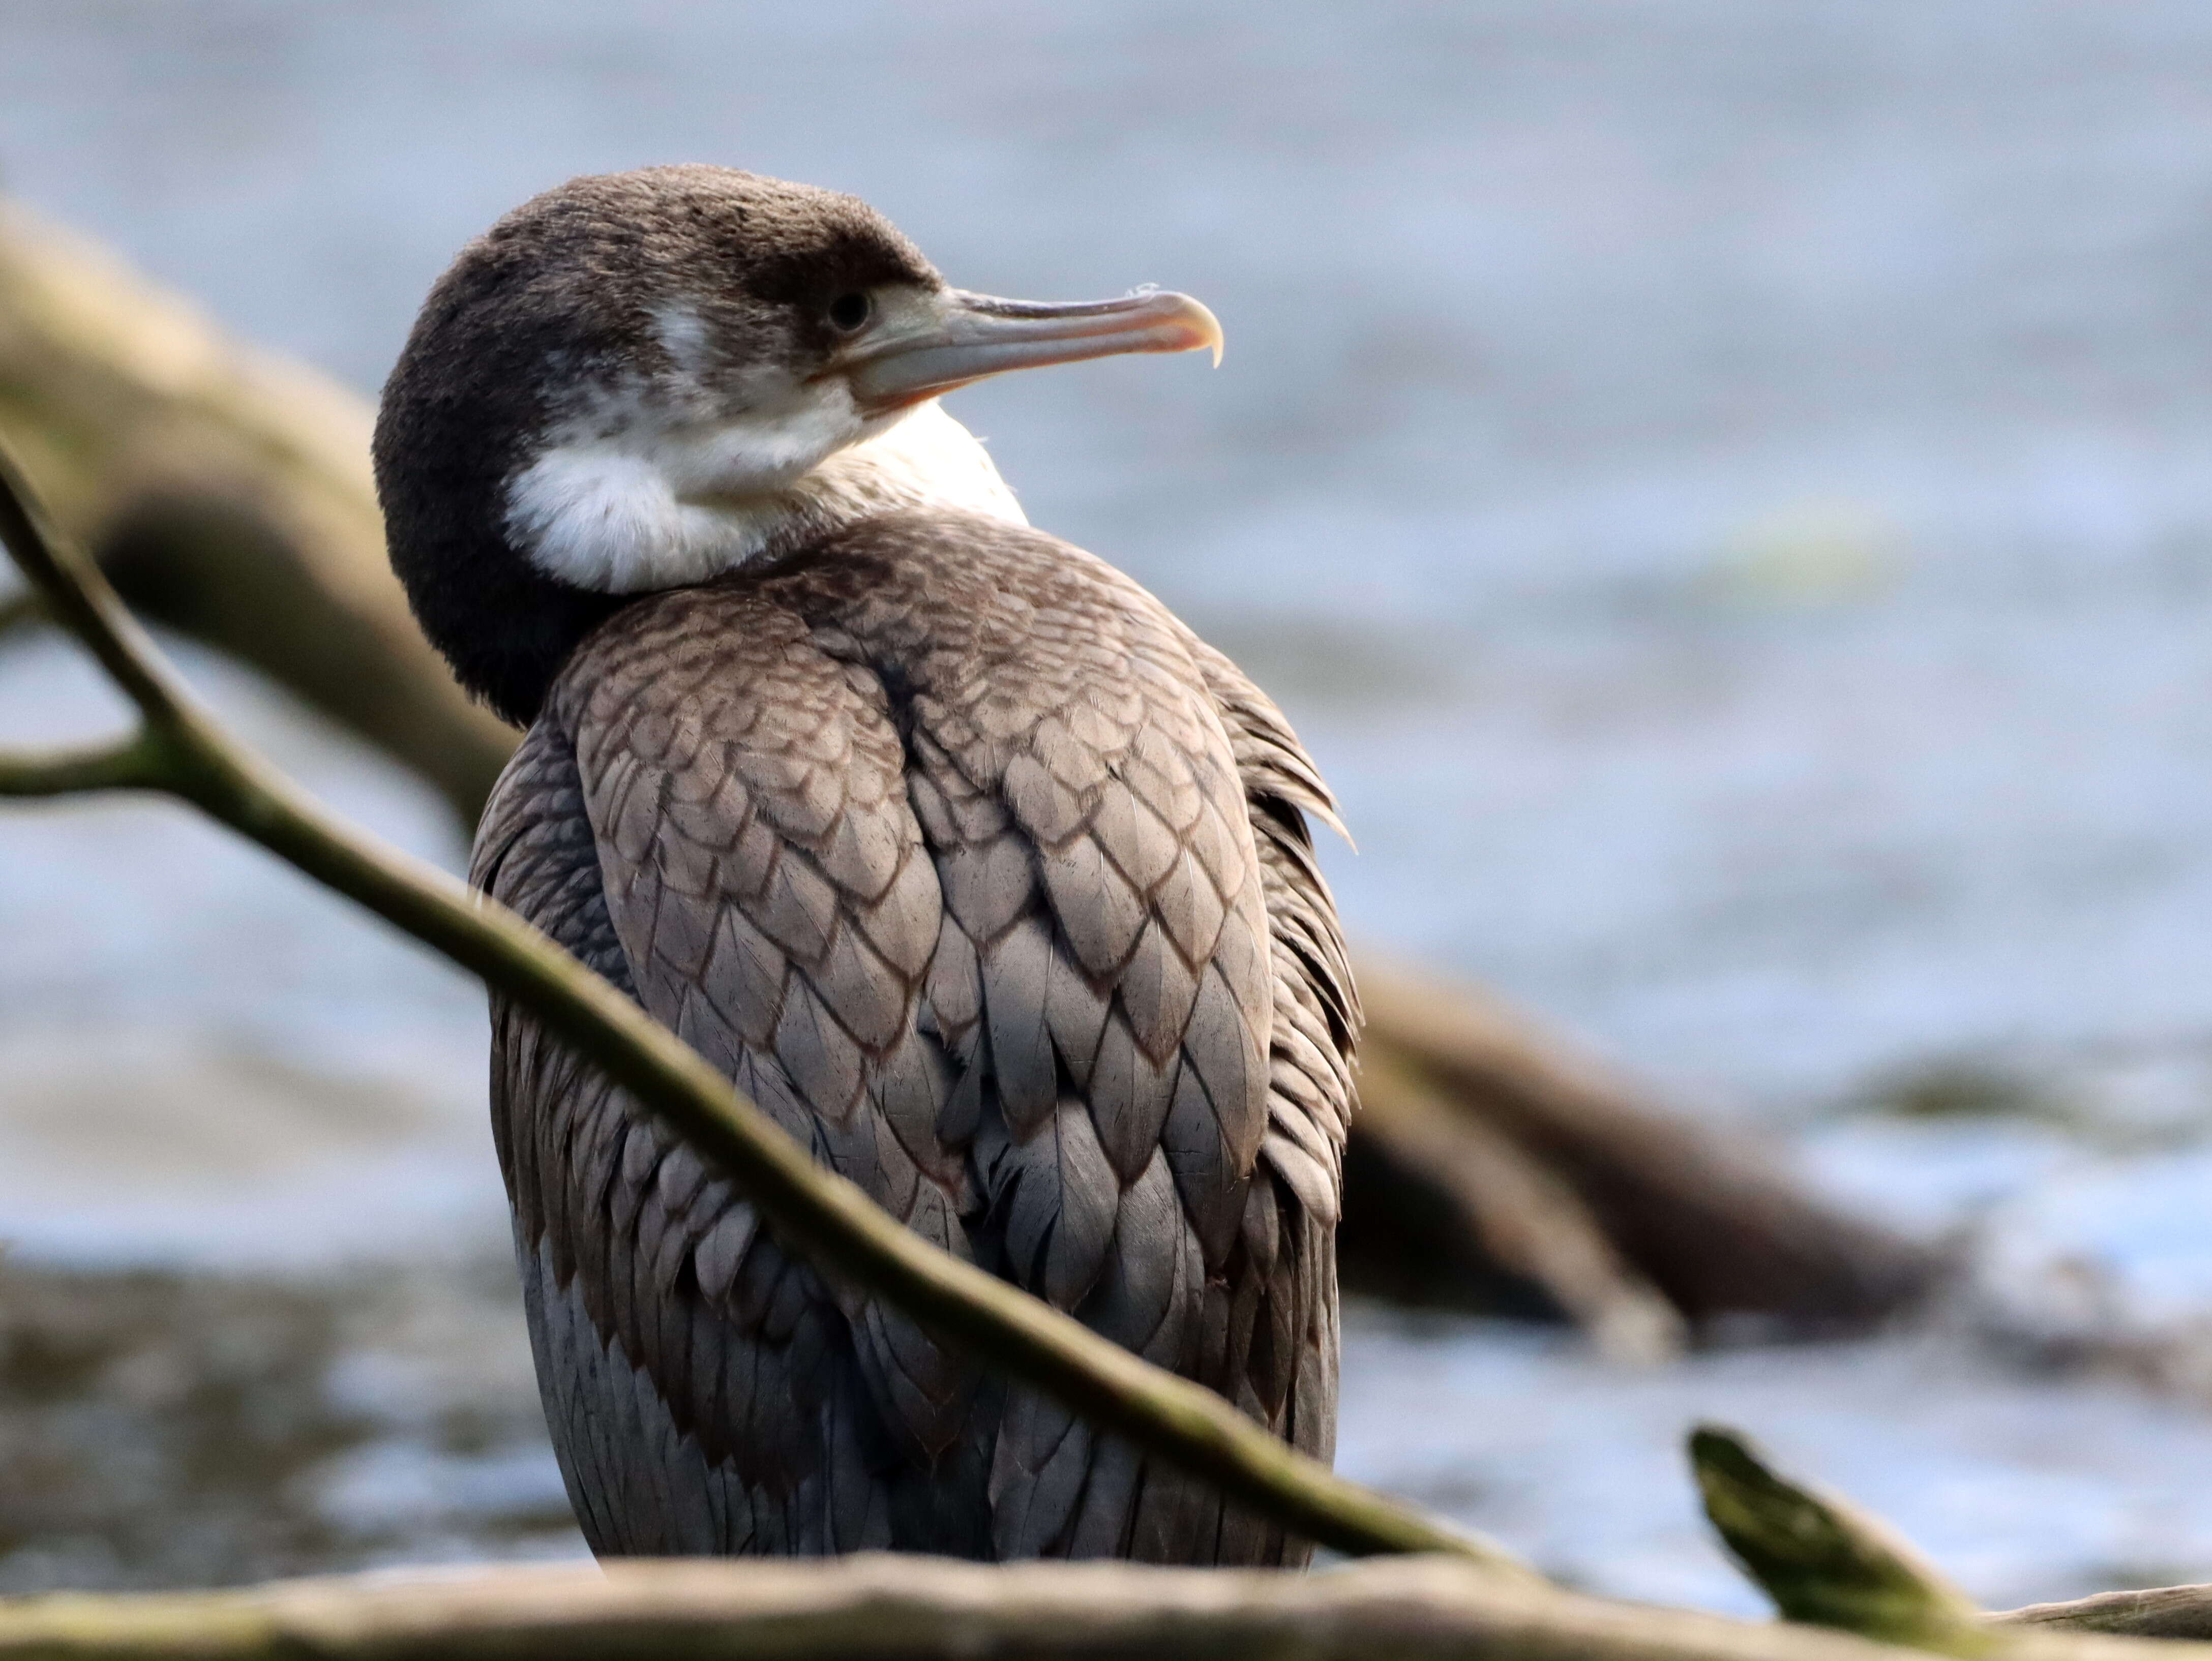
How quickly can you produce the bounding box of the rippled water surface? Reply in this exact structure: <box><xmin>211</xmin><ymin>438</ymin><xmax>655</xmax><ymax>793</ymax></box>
<box><xmin>7</xmin><ymin>0</ymin><xmax>2212</xmax><ymax>1604</ymax></box>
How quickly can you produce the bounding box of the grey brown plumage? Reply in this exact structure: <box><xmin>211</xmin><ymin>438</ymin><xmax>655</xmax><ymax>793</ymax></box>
<box><xmin>472</xmin><ymin>512</ymin><xmax>1355</xmax><ymax>1562</ymax></box>
<box><xmin>377</xmin><ymin>166</ymin><xmax>1355</xmax><ymax>1566</ymax></box>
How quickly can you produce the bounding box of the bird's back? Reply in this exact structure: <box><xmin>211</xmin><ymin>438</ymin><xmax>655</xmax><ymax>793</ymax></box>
<box><xmin>472</xmin><ymin>509</ymin><xmax>1356</xmax><ymax>1563</ymax></box>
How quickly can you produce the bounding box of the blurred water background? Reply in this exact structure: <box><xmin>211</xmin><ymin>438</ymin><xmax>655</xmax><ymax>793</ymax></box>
<box><xmin>8</xmin><ymin>0</ymin><xmax>2212</xmax><ymax>1612</ymax></box>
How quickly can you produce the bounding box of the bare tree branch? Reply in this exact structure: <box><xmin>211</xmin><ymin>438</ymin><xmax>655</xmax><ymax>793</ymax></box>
<box><xmin>0</xmin><ymin>732</ymin><xmax>164</xmax><ymax>796</ymax></box>
<box><xmin>1996</xmin><ymin>1586</ymin><xmax>2212</xmax><ymax>1643</ymax></box>
<box><xmin>0</xmin><ymin>195</ymin><xmax>515</xmax><ymax>820</ymax></box>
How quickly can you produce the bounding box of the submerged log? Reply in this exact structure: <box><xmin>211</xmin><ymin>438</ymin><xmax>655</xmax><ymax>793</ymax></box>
<box><xmin>1344</xmin><ymin>1029</ymin><xmax>1691</xmax><ymax>1360</ymax></box>
<box><xmin>1349</xmin><ymin>964</ymin><xmax>1942</xmax><ymax>1338</ymax></box>
<box><xmin>0</xmin><ymin>195</ymin><xmax>1941</xmax><ymax>1343</ymax></box>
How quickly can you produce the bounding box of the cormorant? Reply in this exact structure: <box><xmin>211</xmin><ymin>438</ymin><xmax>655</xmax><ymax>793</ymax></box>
<box><xmin>373</xmin><ymin>166</ymin><xmax>1357</xmax><ymax>1565</ymax></box>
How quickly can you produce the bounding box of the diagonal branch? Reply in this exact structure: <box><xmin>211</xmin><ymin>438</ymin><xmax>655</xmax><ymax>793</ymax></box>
<box><xmin>0</xmin><ymin>447</ymin><xmax>198</xmax><ymax>733</ymax></box>
<box><xmin>0</xmin><ymin>439</ymin><xmax>1529</xmax><ymax>1575</ymax></box>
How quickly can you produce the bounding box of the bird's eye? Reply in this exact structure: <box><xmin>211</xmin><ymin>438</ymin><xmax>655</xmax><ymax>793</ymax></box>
<box><xmin>827</xmin><ymin>291</ymin><xmax>873</xmax><ymax>333</ymax></box>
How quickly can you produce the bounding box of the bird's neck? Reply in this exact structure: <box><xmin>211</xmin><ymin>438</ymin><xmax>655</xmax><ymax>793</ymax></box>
<box><xmin>510</xmin><ymin>400</ymin><xmax>1027</xmax><ymax>596</ymax></box>
<box><xmin>426</xmin><ymin>401</ymin><xmax>1026</xmax><ymax>729</ymax></box>
<box><xmin>782</xmin><ymin>399</ymin><xmax>1028</xmax><ymax>551</ymax></box>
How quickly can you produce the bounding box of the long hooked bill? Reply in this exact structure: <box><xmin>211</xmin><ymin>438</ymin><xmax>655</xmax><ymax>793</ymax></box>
<box><xmin>844</xmin><ymin>288</ymin><xmax>1223</xmax><ymax>414</ymax></box>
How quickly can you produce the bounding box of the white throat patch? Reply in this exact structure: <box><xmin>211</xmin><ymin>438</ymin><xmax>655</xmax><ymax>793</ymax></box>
<box><xmin>506</xmin><ymin>398</ymin><xmax>1027</xmax><ymax>595</ymax></box>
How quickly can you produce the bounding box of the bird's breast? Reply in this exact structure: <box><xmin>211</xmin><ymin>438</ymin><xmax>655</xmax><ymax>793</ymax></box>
<box><xmin>557</xmin><ymin>507</ymin><xmax>1279</xmax><ymax>1267</ymax></box>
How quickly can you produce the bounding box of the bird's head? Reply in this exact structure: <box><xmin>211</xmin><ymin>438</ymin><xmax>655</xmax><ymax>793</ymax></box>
<box><xmin>373</xmin><ymin>165</ymin><xmax>1221</xmax><ymax>724</ymax></box>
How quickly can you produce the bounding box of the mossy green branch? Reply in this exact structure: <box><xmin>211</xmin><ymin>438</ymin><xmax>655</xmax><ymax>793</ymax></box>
<box><xmin>0</xmin><ymin>731</ymin><xmax>165</xmax><ymax>796</ymax></box>
<box><xmin>0</xmin><ymin>440</ymin><xmax>1530</xmax><ymax>1575</ymax></box>
<box><xmin>1690</xmin><ymin>1425</ymin><xmax>1990</xmax><ymax>1655</ymax></box>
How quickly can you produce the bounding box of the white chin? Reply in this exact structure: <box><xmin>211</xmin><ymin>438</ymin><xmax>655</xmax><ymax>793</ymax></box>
<box><xmin>507</xmin><ymin>401</ymin><xmax>1026</xmax><ymax>595</ymax></box>
<box><xmin>506</xmin><ymin>446</ymin><xmax>760</xmax><ymax>594</ymax></box>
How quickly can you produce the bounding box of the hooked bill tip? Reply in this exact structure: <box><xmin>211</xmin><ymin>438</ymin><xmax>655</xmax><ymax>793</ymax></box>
<box><xmin>1166</xmin><ymin>294</ymin><xmax>1225</xmax><ymax>368</ymax></box>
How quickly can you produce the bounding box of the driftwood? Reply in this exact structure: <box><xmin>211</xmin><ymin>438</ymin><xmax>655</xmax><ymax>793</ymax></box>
<box><xmin>0</xmin><ymin>1557</ymin><xmax>1965</xmax><ymax>1661</ymax></box>
<box><xmin>4</xmin><ymin>1554</ymin><xmax>2212</xmax><ymax>1661</ymax></box>
<box><xmin>0</xmin><ymin>193</ymin><xmax>1942</xmax><ymax>1346</ymax></box>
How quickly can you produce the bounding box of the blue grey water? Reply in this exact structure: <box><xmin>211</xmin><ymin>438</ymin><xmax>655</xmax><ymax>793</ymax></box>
<box><xmin>7</xmin><ymin>0</ymin><xmax>2212</xmax><ymax>1609</ymax></box>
